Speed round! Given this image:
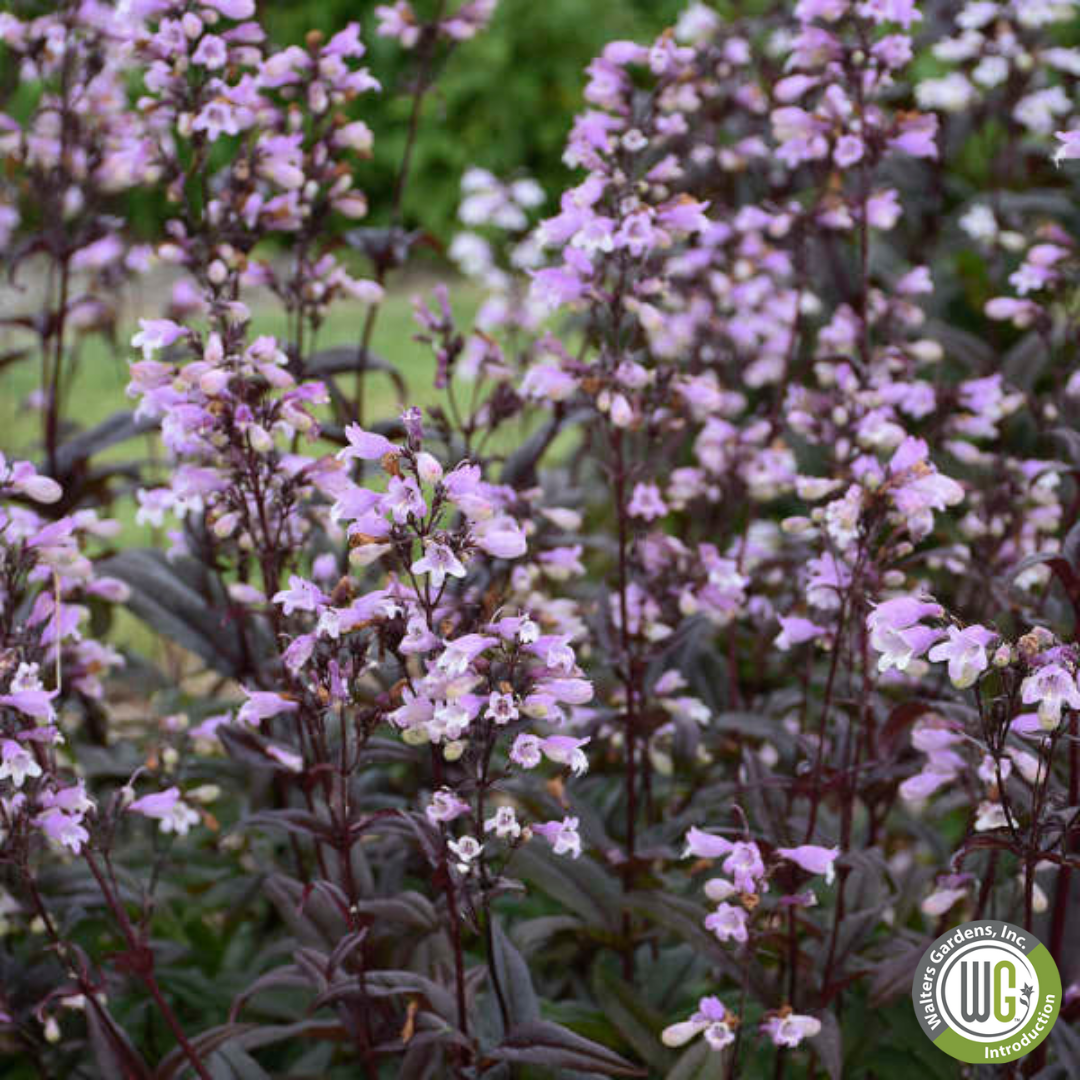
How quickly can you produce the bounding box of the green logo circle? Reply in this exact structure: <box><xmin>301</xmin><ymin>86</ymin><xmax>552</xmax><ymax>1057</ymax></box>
<box><xmin>911</xmin><ymin>920</ymin><xmax>1061</xmax><ymax>1064</ymax></box>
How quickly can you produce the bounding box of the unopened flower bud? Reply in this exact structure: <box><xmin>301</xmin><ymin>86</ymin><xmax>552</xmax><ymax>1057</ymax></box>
<box><xmin>248</xmin><ymin>425</ymin><xmax>273</xmax><ymax>453</ymax></box>
<box><xmin>212</xmin><ymin>511</ymin><xmax>239</xmax><ymax>539</ymax></box>
<box><xmin>610</xmin><ymin>394</ymin><xmax>634</xmax><ymax>428</ymax></box>
<box><xmin>63</xmin><ymin>187</ymin><xmax>84</xmax><ymax>219</ymax></box>
<box><xmin>909</xmin><ymin>339</ymin><xmax>943</xmax><ymax>363</ymax></box>
<box><xmin>416</xmin><ymin>451</ymin><xmax>442</xmax><ymax>484</ymax></box>
<box><xmin>17</xmin><ymin>474</ymin><xmax>63</xmax><ymax>504</ymax></box>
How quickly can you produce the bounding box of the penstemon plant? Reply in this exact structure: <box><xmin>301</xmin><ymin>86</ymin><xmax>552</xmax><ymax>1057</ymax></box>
<box><xmin>3</xmin><ymin>0</ymin><xmax>1080</xmax><ymax>1077</ymax></box>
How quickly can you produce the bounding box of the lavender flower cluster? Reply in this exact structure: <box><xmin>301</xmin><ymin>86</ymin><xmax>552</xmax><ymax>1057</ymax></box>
<box><xmin>3</xmin><ymin>0</ymin><xmax>1080</xmax><ymax>1076</ymax></box>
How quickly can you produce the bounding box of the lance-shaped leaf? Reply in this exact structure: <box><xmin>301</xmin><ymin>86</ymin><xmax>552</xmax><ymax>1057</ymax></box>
<box><xmin>53</xmin><ymin>409</ymin><xmax>156</xmax><ymax>477</ymax></box>
<box><xmin>486</xmin><ymin>1020</ymin><xmax>645</xmax><ymax>1076</ymax></box>
<box><xmin>490</xmin><ymin>919</ymin><xmax>540</xmax><ymax>1029</ymax></box>
<box><xmin>101</xmin><ymin>550</ymin><xmax>266</xmax><ymax>677</ymax></box>
<box><xmin>318</xmin><ymin>970</ymin><xmax>457</xmax><ymax>1025</ymax></box>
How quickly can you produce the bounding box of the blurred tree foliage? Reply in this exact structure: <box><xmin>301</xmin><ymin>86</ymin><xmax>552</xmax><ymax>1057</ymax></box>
<box><xmin>260</xmin><ymin>0</ymin><xmax>687</xmax><ymax>241</ymax></box>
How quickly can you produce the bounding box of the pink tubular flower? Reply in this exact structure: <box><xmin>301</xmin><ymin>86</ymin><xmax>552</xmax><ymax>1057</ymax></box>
<box><xmin>448</xmin><ymin>835</ymin><xmax>483</xmax><ymax>873</ymax></box>
<box><xmin>535</xmin><ymin>677</ymin><xmax>593</xmax><ymax>704</ymax></box>
<box><xmin>337</xmin><ymin>423</ymin><xmax>397</xmax><ymax>462</ymax></box>
<box><xmin>237</xmin><ymin>689</ymin><xmax>299</xmax><ymax>726</ymax></box>
<box><xmin>985</xmin><ymin>297</ymin><xmax>1040</xmax><ymax>328</ymax></box>
<box><xmin>885</xmin><ymin>111</ymin><xmax>937</xmax><ymax>157</ymax></box>
<box><xmin>1021</xmin><ymin>663</ymin><xmax>1080</xmax><ymax>730</ymax></box>
<box><xmin>539</xmin><ymin>735</ymin><xmax>590</xmax><ymax>775</ymax></box>
<box><xmin>282</xmin><ymin>634</ymin><xmax>315</xmax><ymax>673</ymax></box>
<box><xmin>722</xmin><ymin>841</ymin><xmax>766</xmax><ymax>893</ymax></box>
<box><xmin>443</xmin><ymin>463</ymin><xmax>495</xmax><ymax>519</ymax></box>
<box><xmin>471</xmin><ymin>516</ymin><xmax>527</xmax><ymax>559</ymax></box>
<box><xmin>520</xmin><ymin>363</ymin><xmax>579</xmax><ymax>401</ymax></box>
<box><xmin>704</xmin><ymin>902</ymin><xmax>749</xmax><ymax>943</ymax></box>
<box><xmin>375</xmin><ymin>2</ymin><xmax>420</xmax><ymax>48</ymax></box>
<box><xmin>776</xmin><ymin>844</ymin><xmax>840</xmax><ymax>884</ymax></box>
<box><xmin>627</xmin><ymin>482</ymin><xmax>667</xmax><ymax>521</ymax></box>
<box><xmin>866</xmin><ymin>596</ymin><xmax>943</xmax><ymax>635</ymax></box>
<box><xmin>1054</xmin><ymin>129</ymin><xmax>1080</xmax><ymax>166</ymax></box>
<box><xmin>761</xmin><ymin>1010</ymin><xmax>822</xmax><ymax>1048</ymax></box>
<box><xmin>204</xmin><ymin>0</ymin><xmax>256</xmax><ymax>17</ymax></box>
<box><xmin>531</xmin><ymin>816</ymin><xmax>582</xmax><ymax>858</ymax></box>
<box><xmin>40</xmin><ymin>783</ymin><xmax>93</xmax><ymax>817</ymax></box>
<box><xmin>661</xmin><ymin>995</ymin><xmax>733</xmax><ymax>1050</ymax></box>
<box><xmin>128</xmin><ymin>786</ymin><xmax>199</xmax><ymax>836</ymax></box>
<box><xmin>272</xmin><ymin>575</ymin><xmax>327</xmax><ymax>615</ymax></box>
<box><xmin>834</xmin><ymin>134</ymin><xmax>864</xmax><ymax>167</ymax></box>
<box><xmin>484</xmin><ymin>805</ymin><xmax>521</xmax><ymax>839</ymax></box>
<box><xmin>872</xmin><ymin>622</ymin><xmax>941</xmax><ymax>675</ymax></box>
<box><xmin>6</xmin><ymin>461</ymin><xmax>62</xmax><ymax>504</ymax></box>
<box><xmin>510</xmin><ymin>733</ymin><xmax>542</xmax><ymax>769</ymax></box>
<box><xmin>131</xmin><ymin>318</ymin><xmax>185</xmax><ymax>360</ymax></box>
<box><xmin>774</xmin><ymin>616</ymin><xmax>827</xmax><ymax>650</ymax></box>
<box><xmin>383</xmin><ymin>476</ymin><xmax>426</xmax><ymax>523</ymax></box>
<box><xmin>888</xmin><ymin>437</ymin><xmax>964</xmax><ymax>528</ymax></box>
<box><xmin>410</xmin><ymin>544</ymin><xmax>466</xmax><ymax>587</ymax></box>
<box><xmin>436</xmin><ymin>634</ymin><xmax>497</xmax><ymax>677</ymax></box>
<box><xmin>0</xmin><ymin>687</ymin><xmax>58</xmax><ymax>720</ymax></box>
<box><xmin>684</xmin><ymin>826</ymin><xmax>734</xmax><ymax>859</ymax></box>
<box><xmin>921</xmin><ymin>880</ymin><xmax>969</xmax><ymax>917</ymax></box>
<box><xmin>266</xmin><ymin>745</ymin><xmax>303</xmax><ymax>772</ymax></box>
<box><xmin>37</xmin><ymin>809</ymin><xmax>89</xmax><ymax>854</ymax></box>
<box><xmin>0</xmin><ymin>740</ymin><xmax>42</xmax><ymax>788</ymax></box>
<box><xmin>899</xmin><ymin>764</ymin><xmax>956</xmax><ymax>802</ymax></box>
<box><xmin>857</xmin><ymin>0</ymin><xmax>920</xmax><ymax>29</ymax></box>
<box><xmin>192</xmin><ymin>34</ymin><xmax>228</xmax><ymax>69</ymax></box>
<box><xmin>426</xmin><ymin>788</ymin><xmax>471</xmax><ymax>824</ymax></box>
<box><xmin>927</xmin><ymin>624</ymin><xmax>996</xmax><ymax>688</ymax></box>
<box><xmin>485</xmin><ymin>691</ymin><xmax>518</xmax><ymax>724</ymax></box>
<box><xmin>400</xmin><ymin>614</ymin><xmax>440</xmax><ymax>655</ymax></box>
<box><xmin>685</xmin><ymin>829</ymin><xmax>764</xmax><ymax>887</ymax></box>
<box><xmin>795</xmin><ymin>0</ymin><xmax>848</xmax><ymax>20</ymax></box>
<box><xmin>867</xmin><ymin>596</ymin><xmax>944</xmax><ymax>672</ymax></box>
